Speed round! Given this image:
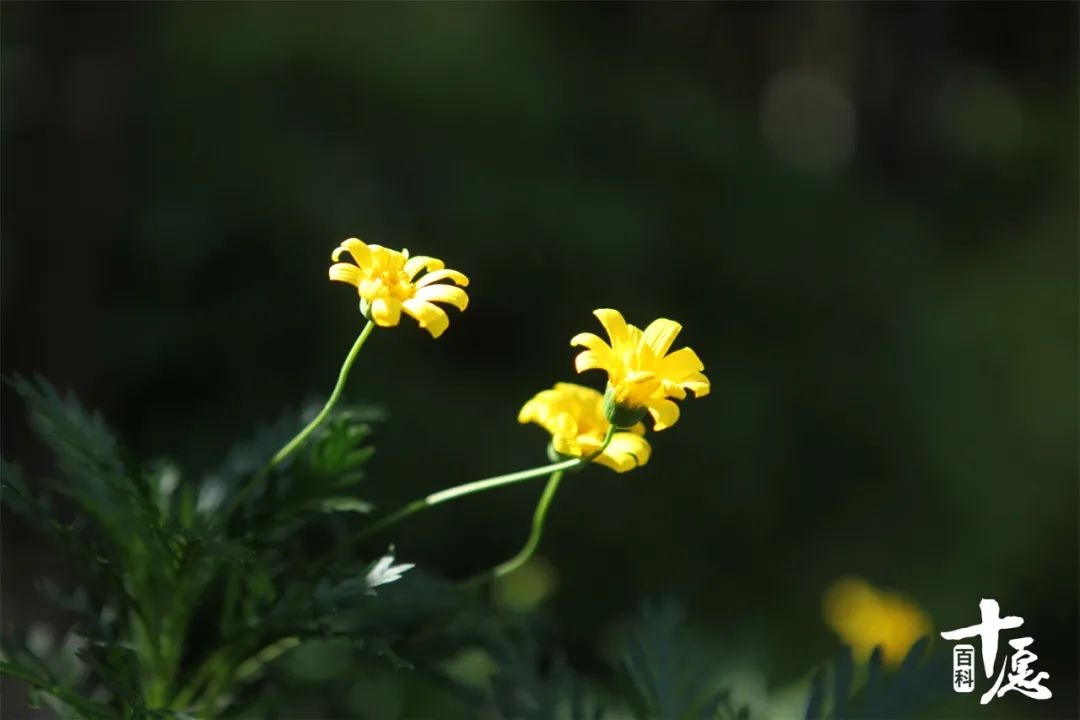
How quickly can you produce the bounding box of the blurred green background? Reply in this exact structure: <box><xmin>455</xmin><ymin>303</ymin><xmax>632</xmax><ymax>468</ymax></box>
<box><xmin>2</xmin><ymin>2</ymin><xmax>1077</xmax><ymax>718</ymax></box>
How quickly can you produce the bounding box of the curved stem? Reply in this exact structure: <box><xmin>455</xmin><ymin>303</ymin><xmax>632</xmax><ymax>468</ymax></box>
<box><xmin>268</xmin><ymin>320</ymin><xmax>376</xmax><ymax>469</ymax></box>
<box><xmin>357</xmin><ymin>456</ymin><xmax>584</xmax><ymax>541</ymax></box>
<box><xmin>220</xmin><ymin>321</ymin><xmax>375</xmax><ymax>524</ymax></box>
<box><xmin>461</xmin><ymin>424</ymin><xmax>618</xmax><ymax>588</ymax></box>
<box><xmin>461</xmin><ymin>469</ymin><xmax>564</xmax><ymax>588</ymax></box>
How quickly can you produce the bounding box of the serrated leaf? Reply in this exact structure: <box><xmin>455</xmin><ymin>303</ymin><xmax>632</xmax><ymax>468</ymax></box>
<box><xmin>8</xmin><ymin>375</ymin><xmax>126</xmax><ymax>486</ymax></box>
<box><xmin>811</xmin><ymin>639</ymin><xmax>947</xmax><ymax>720</ymax></box>
<box><xmin>7</xmin><ymin>376</ymin><xmax>170</xmax><ymax>565</ymax></box>
<box><xmin>620</xmin><ymin>598</ymin><xmax>737</xmax><ymax>720</ymax></box>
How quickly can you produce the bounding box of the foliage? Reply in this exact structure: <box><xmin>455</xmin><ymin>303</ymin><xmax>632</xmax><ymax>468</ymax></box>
<box><xmin>804</xmin><ymin>639</ymin><xmax>949</xmax><ymax>720</ymax></box>
<box><xmin>486</xmin><ymin>600</ymin><xmax>755</xmax><ymax>720</ymax></box>
<box><xmin>3</xmin><ymin>4</ymin><xmax>1077</xmax><ymax>717</ymax></box>
<box><xmin>0</xmin><ymin>376</ymin><xmax>418</xmax><ymax>718</ymax></box>
<box><xmin>1</xmin><ymin>376</ymin><xmax>951</xmax><ymax>719</ymax></box>
<box><xmin>483</xmin><ymin>600</ymin><xmax>950</xmax><ymax>720</ymax></box>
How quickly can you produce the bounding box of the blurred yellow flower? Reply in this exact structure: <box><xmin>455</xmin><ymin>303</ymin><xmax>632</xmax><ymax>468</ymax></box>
<box><xmin>571</xmin><ymin>309</ymin><xmax>709</xmax><ymax>430</ymax></box>
<box><xmin>329</xmin><ymin>238</ymin><xmax>469</xmax><ymax>338</ymax></box>
<box><xmin>823</xmin><ymin>577</ymin><xmax>932</xmax><ymax>667</ymax></box>
<box><xmin>493</xmin><ymin>556</ymin><xmax>558</xmax><ymax>611</ymax></box>
<box><xmin>518</xmin><ymin>383</ymin><xmax>651</xmax><ymax>473</ymax></box>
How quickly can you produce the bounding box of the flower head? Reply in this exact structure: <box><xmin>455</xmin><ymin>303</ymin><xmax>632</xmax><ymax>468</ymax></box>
<box><xmin>518</xmin><ymin>383</ymin><xmax>651</xmax><ymax>473</ymax></box>
<box><xmin>571</xmin><ymin>309</ymin><xmax>709</xmax><ymax>430</ymax></box>
<box><xmin>823</xmin><ymin>577</ymin><xmax>932</xmax><ymax>667</ymax></box>
<box><xmin>329</xmin><ymin>238</ymin><xmax>469</xmax><ymax>338</ymax></box>
<box><xmin>365</xmin><ymin>551</ymin><xmax>415</xmax><ymax>591</ymax></box>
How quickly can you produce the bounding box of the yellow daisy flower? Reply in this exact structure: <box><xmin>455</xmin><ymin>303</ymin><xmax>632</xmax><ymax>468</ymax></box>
<box><xmin>823</xmin><ymin>577</ymin><xmax>932</xmax><ymax>667</ymax></box>
<box><xmin>570</xmin><ymin>309</ymin><xmax>709</xmax><ymax>430</ymax></box>
<box><xmin>518</xmin><ymin>383</ymin><xmax>651</xmax><ymax>473</ymax></box>
<box><xmin>328</xmin><ymin>237</ymin><xmax>469</xmax><ymax>338</ymax></box>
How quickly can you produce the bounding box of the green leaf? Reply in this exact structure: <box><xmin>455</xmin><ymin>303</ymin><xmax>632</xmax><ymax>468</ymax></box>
<box><xmin>6</xmin><ymin>376</ymin><xmax>168</xmax><ymax>559</ymax></box>
<box><xmin>488</xmin><ymin>629</ymin><xmax>599</xmax><ymax>720</ymax></box>
<box><xmin>232</xmin><ymin>407</ymin><xmax>377</xmax><ymax>545</ymax></box>
<box><xmin>0</xmin><ymin>657</ymin><xmax>119</xmax><ymax>720</ymax></box>
<box><xmin>806</xmin><ymin>639</ymin><xmax>949</xmax><ymax>720</ymax></box>
<box><xmin>619</xmin><ymin>599</ymin><xmax>749</xmax><ymax>720</ymax></box>
<box><xmin>75</xmin><ymin>641</ymin><xmax>144</xmax><ymax>707</ymax></box>
<box><xmin>8</xmin><ymin>375</ymin><xmax>127</xmax><ymax>487</ymax></box>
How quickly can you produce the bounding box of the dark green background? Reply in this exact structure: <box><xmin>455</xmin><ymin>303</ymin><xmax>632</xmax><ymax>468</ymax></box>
<box><xmin>2</xmin><ymin>3</ymin><xmax>1077</xmax><ymax>718</ymax></box>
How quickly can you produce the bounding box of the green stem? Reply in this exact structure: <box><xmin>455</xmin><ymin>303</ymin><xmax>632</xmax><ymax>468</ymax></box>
<box><xmin>358</xmin><ymin>456</ymin><xmax>585</xmax><ymax>541</ymax></box>
<box><xmin>221</xmin><ymin>321</ymin><xmax>375</xmax><ymax>522</ymax></box>
<box><xmin>172</xmin><ymin>645</ymin><xmax>232</xmax><ymax>710</ymax></box>
<box><xmin>462</xmin><ymin>469</ymin><xmax>564</xmax><ymax>588</ymax></box>
<box><xmin>461</xmin><ymin>424</ymin><xmax>617</xmax><ymax>588</ymax></box>
<box><xmin>268</xmin><ymin>320</ymin><xmax>376</xmax><ymax>469</ymax></box>
<box><xmin>358</xmin><ymin>423</ymin><xmax>617</xmax><ymax>546</ymax></box>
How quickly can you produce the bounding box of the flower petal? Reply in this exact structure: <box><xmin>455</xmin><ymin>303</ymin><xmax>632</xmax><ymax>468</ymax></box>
<box><xmin>328</xmin><ymin>262</ymin><xmax>363</xmax><ymax>287</ymax></box>
<box><xmin>570</xmin><ymin>332</ymin><xmax>612</xmax><ymax>353</ymax></box>
<box><xmin>593</xmin><ymin>308</ymin><xmax>629</xmax><ymax>346</ymax></box>
<box><xmin>518</xmin><ymin>396</ymin><xmax>546</xmax><ymax>425</ymax></box>
<box><xmin>402</xmin><ymin>298</ymin><xmax>450</xmax><ymax>337</ymax></box>
<box><xmin>331</xmin><ymin>238</ymin><xmax>374</xmax><ymax>271</ymax></box>
<box><xmin>554</xmin><ymin>412</ymin><xmax>578</xmax><ymax>439</ymax></box>
<box><xmin>378</xmin><ymin>246</ymin><xmax>407</xmax><ymax>274</ymax></box>
<box><xmin>570</xmin><ymin>333</ymin><xmax>614</xmax><ymax>372</ymax></box>
<box><xmin>404</xmin><ymin>255</ymin><xmax>444</xmax><ymax>280</ymax></box>
<box><xmin>625</xmin><ymin>370</ymin><xmax>656</xmax><ymax>385</ymax></box>
<box><xmin>659</xmin><ymin>347</ymin><xmax>705</xmax><ymax>381</ymax></box>
<box><xmin>594</xmin><ymin>431</ymin><xmax>651</xmax><ymax>473</ymax></box>
<box><xmin>659</xmin><ymin>379</ymin><xmax>688</xmax><ymax>401</ymax></box>
<box><xmin>645</xmin><ymin>397</ymin><xmax>680</xmax><ymax>431</ymax></box>
<box><xmin>359</xmin><ymin>278</ymin><xmax>383</xmax><ymax>299</ymax></box>
<box><xmin>370</xmin><ymin>296</ymin><xmax>402</xmax><ymax>327</ymax></box>
<box><xmin>553</xmin><ymin>382</ymin><xmax>604</xmax><ymax>408</ymax></box>
<box><xmin>416</xmin><ymin>268</ymin><xmax>469</xmax><ymax>288</ymax></box>
<box><xmin>574</xmin><ymin>350</ymin><xmax>611</xmax><ymax>374</ymax></box>
<box><xmin>551</xmin><ymin>432</ymin><xmax>581</xmax><ymax>457</ymax></box>
<box><xmin>643</xmin><ymin>318</ymin><xmax>682</xmax><ymax>357</ymax></box>
<box><xmin>659</xmin><ymin>345</ymin><xmax>710</xmax><ymax>397</ymax></box>
<box><xmin>415</xmin><ymin>283</ymin><xmax>469</xmax><ymax>311</ymax></box>
<box><xmin>679</xmin><ymin>372</ymin><xmax>710</xmax><ymax>398</ymax></box>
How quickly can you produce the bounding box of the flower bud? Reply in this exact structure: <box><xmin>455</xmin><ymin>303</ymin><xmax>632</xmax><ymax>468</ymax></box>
<box><xmin>603</xmin><ymin>383</ymin><xmax>647</xmax><ymax>429</ymax></box>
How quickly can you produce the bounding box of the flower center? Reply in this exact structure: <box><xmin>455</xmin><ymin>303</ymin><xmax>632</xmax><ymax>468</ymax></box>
<box><xmin>377</xmin><ymin>270</ymin><xmax>416</xmax><ymax>300</ymax></box>
<box><xmin>615</xmin><ymin>351</ymin><xmax>660</xmax><ymax>401</ymax></box>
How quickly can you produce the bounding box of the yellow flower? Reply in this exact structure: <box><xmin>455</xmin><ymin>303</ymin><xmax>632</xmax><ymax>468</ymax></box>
<box><xmin>328</xmin><ymin>238</ymin><xmax>469</xmax><ymax>338</ymax></box>
<box><xmin>823</xmin><ymin>577</ymin><xmax>932</xmax><ymax>667</ymax></box>
<box><xmin>570</xmin><ymin>309</ymin><xmax>709</xmax><ymax>430</ymax></box>
<box><xmin>518</xmin><ymin>383</ymin><xmax>651</xmax><ymax>473</ymax></box>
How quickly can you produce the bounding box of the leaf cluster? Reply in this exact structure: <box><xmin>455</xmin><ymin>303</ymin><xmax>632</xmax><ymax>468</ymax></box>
<box><xmin>804</xmin><ymin>638</ymin><xmax>950</xmax><ymax>720</ymax></box>
<box><xmin>1</xmin><ymin>377</ymin><xmax>953</xmax><ymax>720</ymax></box>
<box><xmin>486</xmin><ymin>599</ymin><xmax>755</xmax><ymax>720</ymax></box>
<box><xmin>1</xmin><ymin>376</ymin><xmax>406</xmax><ymax>718</ymax></box>
<box><xmin>484</xmin><ymin>600</ymin><xmax>949</xmax><ymax>720</ymax></box>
